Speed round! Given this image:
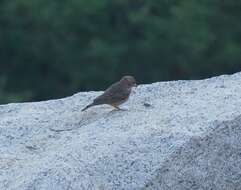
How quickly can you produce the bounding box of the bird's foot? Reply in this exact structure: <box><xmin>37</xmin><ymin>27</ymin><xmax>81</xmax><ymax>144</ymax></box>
<box><xmin>118</xmin><ymin>108</ymin><xmax>128</xmax><ymax>111</ymax></box>
<box><xmin>114</xmin><ymin>106</ymin><xmax>127</xmax><ymax>111</ymax></box>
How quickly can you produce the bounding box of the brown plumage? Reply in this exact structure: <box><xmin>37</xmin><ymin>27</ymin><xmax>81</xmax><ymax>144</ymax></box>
<box><xmin>82</xmin><ymin>76</ymin><xmax>137</xmax><ymax>111</ymax></box>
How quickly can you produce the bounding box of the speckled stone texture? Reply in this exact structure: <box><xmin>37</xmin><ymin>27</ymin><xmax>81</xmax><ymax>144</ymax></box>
<box><xmin>1</xmin><ymin>73</ymin><xmax>241</xmax><ymax>190</ymax></box>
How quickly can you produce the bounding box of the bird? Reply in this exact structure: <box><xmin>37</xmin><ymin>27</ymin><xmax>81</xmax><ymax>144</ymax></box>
<box><xmin>81</xmin><ymin>76</ymin><xmax>137</xmax><ymax>111</ymax></box>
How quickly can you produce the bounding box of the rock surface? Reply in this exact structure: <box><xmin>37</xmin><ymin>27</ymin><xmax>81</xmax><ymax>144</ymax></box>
<box><xmin>1</xmin><ymin>73</ymin><xmax>241</xmax><ymax>190</ymax></box>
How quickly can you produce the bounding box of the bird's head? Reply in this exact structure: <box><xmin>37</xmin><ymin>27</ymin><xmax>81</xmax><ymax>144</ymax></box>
<box><xmin>120</xmin><ymin>75</ymin><xmax>137</xmax><ymax>88</ymax></box>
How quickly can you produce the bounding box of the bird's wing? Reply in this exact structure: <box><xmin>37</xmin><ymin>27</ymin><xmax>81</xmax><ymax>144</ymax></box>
<box><xmin>94</xmin><ymin>82</ymin><xmax>130</xmax><ymax>105</ymax></box>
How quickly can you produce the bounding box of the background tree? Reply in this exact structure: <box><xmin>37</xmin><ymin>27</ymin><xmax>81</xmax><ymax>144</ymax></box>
<box><xmin>0</xmin><ymin>0</ymin><xmax>241</xmax><ymax>103</ymax></box>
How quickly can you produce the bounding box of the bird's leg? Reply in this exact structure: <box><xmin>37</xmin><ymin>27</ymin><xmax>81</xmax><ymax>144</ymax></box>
<box><xmin>112</xmin><ymin>105</ymin><xmax>127</xmax><ymax>111</ymax></box>
<box><xmin>114</xmin><ymin>105</ymin><xmax>121</xmax><ymax>110</ymax></box>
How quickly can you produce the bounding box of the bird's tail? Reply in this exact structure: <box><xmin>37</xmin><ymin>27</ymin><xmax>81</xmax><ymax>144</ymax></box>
<box><xmin>81</xmin><ymin>103</ymin><xmax>94</xmax><ymax>111</ymax></box>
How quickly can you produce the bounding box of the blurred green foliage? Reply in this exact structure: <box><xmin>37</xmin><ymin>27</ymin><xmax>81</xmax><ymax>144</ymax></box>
<box><xmin>0</xmin><ymin>0</ymin><xmax>241</xmax><ymax>103</ymax></box>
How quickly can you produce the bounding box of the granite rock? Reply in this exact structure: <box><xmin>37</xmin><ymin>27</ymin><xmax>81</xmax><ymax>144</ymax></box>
<box><xmin>1</xmin><ymin>73</ymin><xmax>241</xmax><ymax>190</ymax></box>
